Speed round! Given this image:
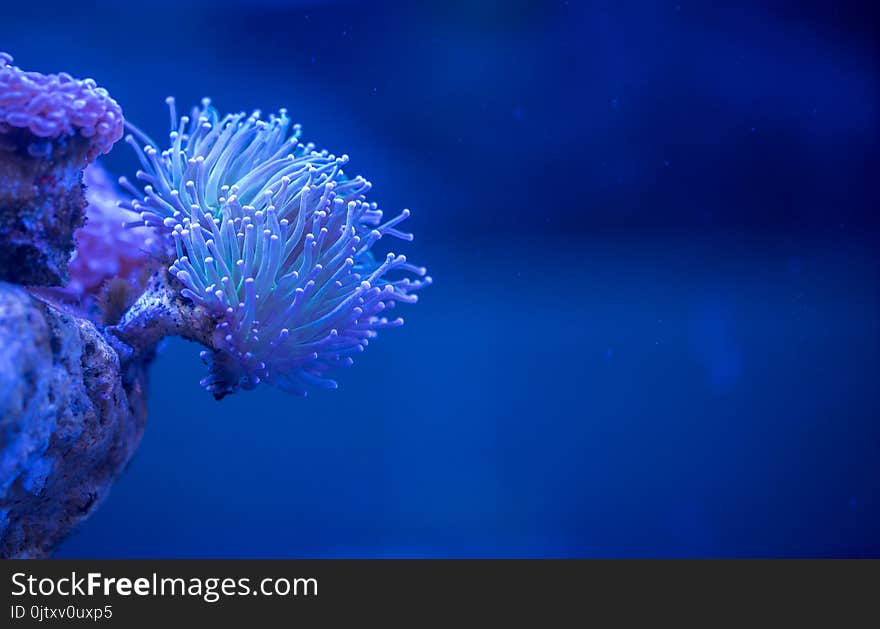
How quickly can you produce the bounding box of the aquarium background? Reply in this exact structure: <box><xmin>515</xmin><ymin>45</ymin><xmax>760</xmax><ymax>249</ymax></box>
<box><xmin>2</xmin><ymin>0</ymin><xmax>878</xmax><ymax>557</ymax></box>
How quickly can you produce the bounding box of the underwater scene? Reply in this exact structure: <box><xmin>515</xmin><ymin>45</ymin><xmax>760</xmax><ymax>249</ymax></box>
<box><xmin>0</xmin><ymin>0</ymin><xmax>877</xmax><ymax>558</ymax></box>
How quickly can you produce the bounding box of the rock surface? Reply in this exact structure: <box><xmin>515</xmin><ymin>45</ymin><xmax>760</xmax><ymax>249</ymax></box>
<box><xmin>0</xmin><ymin>128</ymin><xmax>89</xmax><ymax>286</ymax></box>
<box><xmin>0</xmin><ymin>283</ymin><xmax>148</xmax><ymax>558</ymax></box>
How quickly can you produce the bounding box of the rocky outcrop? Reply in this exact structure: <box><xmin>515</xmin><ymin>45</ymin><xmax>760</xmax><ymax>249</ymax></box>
<box><xmin>0</xmin><ymin>284</ymin><xmax>149</xmax><ymax>558</ymax></box>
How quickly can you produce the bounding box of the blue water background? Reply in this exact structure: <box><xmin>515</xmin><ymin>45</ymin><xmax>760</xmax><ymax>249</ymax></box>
<box><xmin>1</xmin><ymin>0</ymin><xmax>877</xmax><ymax>557</ymax></box>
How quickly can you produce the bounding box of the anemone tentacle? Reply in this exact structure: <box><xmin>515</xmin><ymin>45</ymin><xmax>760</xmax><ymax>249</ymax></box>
<box><xmin>123</xmin><ymin>98</ymin><xmax>430</xmax><ymax>397</ymax></box>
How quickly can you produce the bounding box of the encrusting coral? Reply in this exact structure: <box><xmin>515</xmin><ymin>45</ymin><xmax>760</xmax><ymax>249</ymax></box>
<box><xmin>0</xmin><ymin>52</ymin><xmax>123</xmax><ymax>285</ymax></box>
<box><xmin>112</xmin><ymin>98</ymin><xmax>431</xmax><ymax>398</ymax></box>
<box><xmin>0</xmin><ymin>52</ymin><xmax>122</xmax><ymax>160</ymax></box>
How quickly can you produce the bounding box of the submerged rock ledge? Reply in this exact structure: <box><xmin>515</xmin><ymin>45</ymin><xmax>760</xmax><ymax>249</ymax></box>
<box><xmin>0</xmin><ymin>284</ymin><xmax>149</xmax><ymax>558</ymax></box>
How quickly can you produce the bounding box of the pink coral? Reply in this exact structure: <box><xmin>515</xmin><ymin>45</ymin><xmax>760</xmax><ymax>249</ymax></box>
<box><xmin>67</xmin><ymin>163</ymin><xmax>161</xmax><ymax>298</ymax></box>
<box><xmin>0</xmin><ymin>52</ymin><xmax>123</xmax><ymax>162</ymax></box>
<box><xmin>31</xmin><ymin>162</ymin><xmax>162</xmax><ymax>319</ymax></box>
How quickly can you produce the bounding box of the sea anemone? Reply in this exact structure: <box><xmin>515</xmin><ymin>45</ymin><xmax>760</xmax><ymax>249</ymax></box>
<box><xmin>115</xmin><ymin>98</ymin><xmax>430</xmax><ymax>397</ymax></box>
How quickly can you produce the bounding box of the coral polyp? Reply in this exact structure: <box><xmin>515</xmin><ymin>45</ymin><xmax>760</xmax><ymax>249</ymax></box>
<box><xmin>116</xmin><ymin>98</ymin><xmax>430</xmax><ymax>397</ymax></box>
<box><xmin>0</xmin><ymin>52</ymin><xmax>123</xmax><ymax>162</ymax></box>
<box><xmin>0</xmin><ymin>52</ymin><xmax>125</xmax><ymax>285</ymax></box>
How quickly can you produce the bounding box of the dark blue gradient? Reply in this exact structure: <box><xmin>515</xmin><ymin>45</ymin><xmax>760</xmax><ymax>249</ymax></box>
<box><xmin>2</xmin><ymin>0</ymin><xmax>877</xmax><ymax>557</ymax></box>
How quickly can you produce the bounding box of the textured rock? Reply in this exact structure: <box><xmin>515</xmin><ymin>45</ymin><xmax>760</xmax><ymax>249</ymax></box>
<box><xmin>0</xmin><ymin>284</ymin><xmax>148</xmax><ymax>558</ymax></box>
<box><xmin>0</xmin><ymin>128</ymin><xmax>89</xmax><ymax>285</ymax></box>
<box><xmin>0</xmin><ymin>52</ymin><xmax>139</xmax><ymax>557</ymax></box>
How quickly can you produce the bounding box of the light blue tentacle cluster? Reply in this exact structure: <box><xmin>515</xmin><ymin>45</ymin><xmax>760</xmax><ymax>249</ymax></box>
<box><xmin>121</xmin><ymin>98</ymin><xmax>430</xmax><ymax>397</ymax></box>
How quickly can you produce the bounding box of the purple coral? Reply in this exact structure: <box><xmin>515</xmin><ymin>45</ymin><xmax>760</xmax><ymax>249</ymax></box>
<box><xmin>68</xmin><ymin>163</ymin><xmax>160</xmax><ymax>299</ymax></box>
<box><xmin>116</xmin><ymin>98</ymin><xmax>430</xmax><ymax>397</ymax></box>
<box><xmin>0</xmin><ymin>52</ymin><xmax>123</xmax><ymax>162</ymax></box>
<box><xmin>0</xmin><ymin>52</ymin><xmax>125</xmax><ymax>286</ymax></box>
<box><xmin>31</xmin><ymin>163</ymin><xmax>162</xmax><ymax>319</ymax></box>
